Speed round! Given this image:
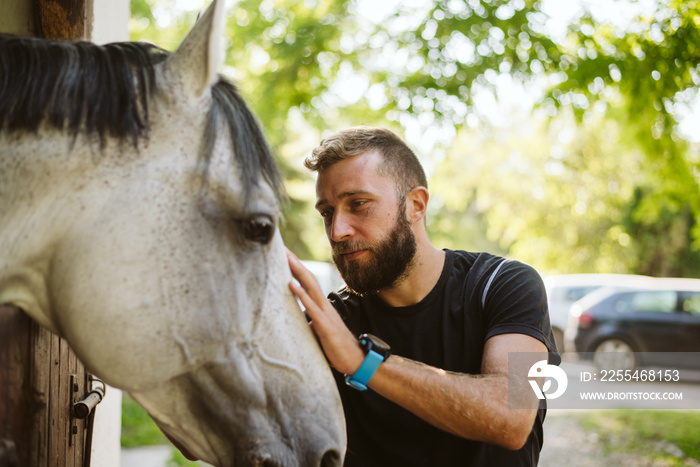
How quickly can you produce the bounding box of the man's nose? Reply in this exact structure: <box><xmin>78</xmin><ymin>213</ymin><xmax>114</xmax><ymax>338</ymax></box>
<box><xmin>329</xmin><ymin>211</ymin><xmax>353</xmax><ymax>243</ymax></box>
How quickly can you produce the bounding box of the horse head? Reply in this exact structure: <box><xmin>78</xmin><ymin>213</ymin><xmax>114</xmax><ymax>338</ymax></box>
<box><xmin>0</xmin><ymin>1</ymin><xmax>345</xmax><ymax>465</ymax></box>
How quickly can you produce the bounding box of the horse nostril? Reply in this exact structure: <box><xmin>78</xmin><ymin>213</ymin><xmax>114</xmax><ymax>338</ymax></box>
<box><xmin>320</xmin><ymin>448</ymin><xmax>342</xmax><ymax>467</ymax></box>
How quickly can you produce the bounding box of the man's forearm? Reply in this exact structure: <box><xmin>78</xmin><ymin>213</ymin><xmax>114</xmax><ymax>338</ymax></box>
<box><xmin>367</xmin><ymin>354</ymin><xmax>539</xmax><ymax>450</ymax></box>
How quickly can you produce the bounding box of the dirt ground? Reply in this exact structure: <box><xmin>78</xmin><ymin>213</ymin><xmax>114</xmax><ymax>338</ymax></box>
<box><xmin>539</xmin><ymin>411</ymin><xmax>700</xmax><ymax>467</ymax></box>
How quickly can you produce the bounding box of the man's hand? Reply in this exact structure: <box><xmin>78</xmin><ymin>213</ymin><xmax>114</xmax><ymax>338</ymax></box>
<box><xmin>286</xmin><ymin>249</ymin><xmax>364</xmax><ymax>376</ymax></box>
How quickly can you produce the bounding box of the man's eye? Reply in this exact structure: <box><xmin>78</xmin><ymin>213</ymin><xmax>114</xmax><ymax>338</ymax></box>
<box><xmin>320</xmin><ymin>209</ymin><xmax>333</xmax><ymax>218</ymax></box>
<box><xmin>352</xmin><ymin>200</ymin><xmax>366</xmax><ymax>208</ymax></box>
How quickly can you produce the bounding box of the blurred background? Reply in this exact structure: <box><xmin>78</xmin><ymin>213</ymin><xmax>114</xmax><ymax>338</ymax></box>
<box><xmin>121</xmin><ymin>0</ymin><xmax>700</xmax><ymax>465</ymax></box>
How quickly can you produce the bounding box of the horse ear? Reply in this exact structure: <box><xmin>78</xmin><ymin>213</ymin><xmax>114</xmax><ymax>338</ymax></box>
<box><xmin>165</xmin><ymin>0</ymin><xmax>227</xmax><ymax>98</ymax></box>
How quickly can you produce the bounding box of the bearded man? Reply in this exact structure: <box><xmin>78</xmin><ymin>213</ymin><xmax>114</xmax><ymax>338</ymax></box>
<box><xmin>288</xmin><ymin>126</ymin><xmax>559</xmax><ymax>466</ymax></box>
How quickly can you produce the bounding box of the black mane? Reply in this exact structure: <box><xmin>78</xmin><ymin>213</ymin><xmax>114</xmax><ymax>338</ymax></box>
<box><xmin>0</xmin><ymin>34</ymin><xmax>163</xmax><ymax>146</ymax></box>
<box><xmin>0</xmin><ymin>34</ymin><xmax>283</xmax><ymax>202</ymax></box>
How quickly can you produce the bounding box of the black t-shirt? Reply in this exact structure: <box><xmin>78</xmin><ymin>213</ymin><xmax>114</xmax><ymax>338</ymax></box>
<box><xmin>328</xmin><ymin>249</ymin><xmax>559</xmax><ymax>466</ymax></box>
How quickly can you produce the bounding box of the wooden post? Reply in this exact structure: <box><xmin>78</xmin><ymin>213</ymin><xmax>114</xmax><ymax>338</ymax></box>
<box><xmin>35</xmin><ymin>0</ymin><xmax>94</xmax><ymax>40</ymax></box>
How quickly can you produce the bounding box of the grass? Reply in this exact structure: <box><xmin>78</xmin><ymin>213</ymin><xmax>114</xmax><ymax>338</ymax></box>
<box><xmin>579</xmin><ymin>409</ymin><xmax>700</xmax><ymax>465</ymax></box>
<box><xmin>167</xmin><ymin>450</ymin><xmax>202</xmax><ymax>466</ymax></box>
<box><xmin>121</xmin><ymin>394</ymin><xmax>200</xmax><ymax>466</ymax></box>
<box><xmin>120</xmin><ymin>393</ymin><xmax>169</xmax><ymax>447</ymax></box>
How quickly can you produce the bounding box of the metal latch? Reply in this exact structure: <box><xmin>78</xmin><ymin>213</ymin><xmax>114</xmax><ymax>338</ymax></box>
<box><xmin>73</xmin><ymin>375</ymin><xmax>105</xmax><ymax>419</ymax></box>
<box><xmin>73</xmin><ymin>378</ymin><xmax>105</xmax><ymax>419</ymax></box>
<box><xmin>69</xmin><ymin>374</ymin><xmax>106</xmax><ymax>449</ymax></box>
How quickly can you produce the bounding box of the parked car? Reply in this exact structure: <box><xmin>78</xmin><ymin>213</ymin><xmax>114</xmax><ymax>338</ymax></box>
<box><xmin>543</xmin><ymin>274</ymin><xmax>650</xmax><ymax>352</ymax></box>
<box><xmin>566</xmin><ymin>277</ymin><xmax>700</xmax><ymax>370</ymax></box>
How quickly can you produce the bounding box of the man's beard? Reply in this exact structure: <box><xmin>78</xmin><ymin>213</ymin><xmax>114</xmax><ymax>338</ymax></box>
<box><xmin>331</xmin><ymin>207</ymin><xmax>417</xmax><ymax>296</ymax></box>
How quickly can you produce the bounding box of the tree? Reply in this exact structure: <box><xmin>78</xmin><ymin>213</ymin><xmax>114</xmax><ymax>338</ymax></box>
<box><xmin>429</xmin><ymin>106</ymin><xmax>645</xmax><ymax>274</ymax></box>
<box><xmin>538</xmin><ymin>0</ymin><xmax>700</xmax><ymax>276</ymax></box>
<box><xmin>403</xmin><ymin>0</ymin><xmax>700</xmax><ymax>276</ymax></box>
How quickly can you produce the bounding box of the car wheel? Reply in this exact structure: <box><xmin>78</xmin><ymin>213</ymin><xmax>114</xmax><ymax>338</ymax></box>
<box><xmin>593</xmin><ymin>338</ymin><xmax>637</xmax><ymax>371</ymax></box>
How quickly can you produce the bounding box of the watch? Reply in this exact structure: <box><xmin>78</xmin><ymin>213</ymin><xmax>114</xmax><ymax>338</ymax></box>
<box><xmin>344</xmin><ymin>333</ymin><xmax>391</xmax><ymax>391</ymax></box>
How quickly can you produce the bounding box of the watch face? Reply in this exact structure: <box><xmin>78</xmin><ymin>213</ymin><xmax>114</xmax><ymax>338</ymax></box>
<box><xmin>360</xmin><ymin>333</ymin><xmax>391</xmax><ymax>358</ymax></box>
<box><xmin>368</xmin><ymin>335</ymin><xmax>389</xmax><ymax>348</ymax></box>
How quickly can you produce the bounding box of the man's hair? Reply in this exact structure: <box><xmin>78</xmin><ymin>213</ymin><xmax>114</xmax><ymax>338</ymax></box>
<box><xmin>305</xmin><ymin>126</ymin><xmax>428</xmax><ymax>194</ymax></box>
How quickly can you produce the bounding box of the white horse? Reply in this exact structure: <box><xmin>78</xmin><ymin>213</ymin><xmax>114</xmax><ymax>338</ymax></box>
<box><xmin>0</xmin><ymin>1</ymin><xmax>345</xmax><ymax>465</ymax></box>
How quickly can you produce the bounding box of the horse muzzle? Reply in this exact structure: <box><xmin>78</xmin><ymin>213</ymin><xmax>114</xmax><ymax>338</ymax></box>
<box><xmin>129</xmin><ymin>358</ymin><xmax>346</xmax><ymax>467</ymax></box>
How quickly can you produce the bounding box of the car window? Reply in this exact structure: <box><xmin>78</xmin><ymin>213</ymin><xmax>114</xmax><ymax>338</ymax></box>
<box><xmin>629</xmin><ymin>291</ymin><xmax>677</xmax><ymax>313</ymax></box>
<box><xmin>681</xmin><ymin>292</ymin><xmax>700</xmax><ymax>316</ymax></box>
<box><xmin>565</xmin><ymin>286</ymin><xmax>599</xmax><ymax>302</ymax></box>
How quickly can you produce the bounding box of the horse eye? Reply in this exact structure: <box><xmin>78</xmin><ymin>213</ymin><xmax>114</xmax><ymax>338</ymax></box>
<box><xmin>242</xmin><ymin>215</ymin><xmax>275</xmax><ymax>244</ymax></box>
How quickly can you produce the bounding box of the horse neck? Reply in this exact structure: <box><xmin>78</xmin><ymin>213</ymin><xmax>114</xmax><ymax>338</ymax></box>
<box><xmin>1</xmin><ymin>128</ymin><xmax>102</xmax><ymax>230</ymax></box>
<box><xmin>0</xmin><ymin>129</ymin><xmax>130</xmax><ymax>330</ymax></box>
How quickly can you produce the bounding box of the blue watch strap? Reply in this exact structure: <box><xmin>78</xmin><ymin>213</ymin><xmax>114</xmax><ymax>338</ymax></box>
<box><xmin>344</xmin><ymin>349</ymin><xmax>384</xmax><ymax>391</ymax></box>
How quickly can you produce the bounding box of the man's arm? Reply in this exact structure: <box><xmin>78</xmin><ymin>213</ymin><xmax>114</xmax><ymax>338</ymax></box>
<box><xmin>367</xmin><ymin>333</ymin><xmax>545</xmax><ymax>450</ymax></box>
<box><xmin>287</xmin><ymin>250</ymin><xmax>546</xmax><ymax>450</ymax></box>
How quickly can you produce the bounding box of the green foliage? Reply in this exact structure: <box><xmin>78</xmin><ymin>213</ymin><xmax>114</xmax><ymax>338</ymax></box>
<box><xmin>121</xmin><ymin>394</ymin><xmax>200</xmax><ymax>464</ymax></box>
<box><xmin>129</xmin><ymin>0</ymin><xmax>197</xmax><ymax>48</ymax></box>
<box><xmin>364</xmin><ymin>0</ymin><xmax>562</xmax><ymax>125</ymax></box>
<box><xmin>225</xmin><ymin>0</ymin><xmax>355</xmax><ymax>142</ymax></box>
<box><xmin>580</xmin><ymin>409</ymin><xmax>700</xmax><ymax>463</ymax></box>
<box><xmin>120</xmin><ymin>393</ymin><xmax>169</xmax><ymax>447</ymax></box>
<box><xmin>623</xmin><ymin>187</ymin><xmax>700</xmax><ymax>277</ymax></box>
<box><xmin>429</xmin><ymin>108</ymin><xmax>644</xmax><ymax>274</ymax></box>
<box><xmin>541</xmin><ymin>0</ymin><xmax>700</xmax><ymax>276</ymax></box>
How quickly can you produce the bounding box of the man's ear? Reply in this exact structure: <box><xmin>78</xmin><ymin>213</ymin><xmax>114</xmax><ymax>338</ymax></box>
<box><xmin>406</xmin><ymin>186</ymin><xmax>429</xmax><ymax>224</ymax></box>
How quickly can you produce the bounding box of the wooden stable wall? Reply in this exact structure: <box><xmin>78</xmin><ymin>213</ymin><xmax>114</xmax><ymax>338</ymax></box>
<box><xmin>0</xmin><ymin>307</ymin><xmax>91</xmax><ymax>466</ymax></box>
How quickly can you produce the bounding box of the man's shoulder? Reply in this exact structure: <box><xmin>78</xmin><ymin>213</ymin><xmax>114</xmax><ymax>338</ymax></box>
<box><xmin>448</xmin><ymin>249</ymin><xmax>539</xmax><ymax>279</ymax></box>
<box><xmin>446</xmin><ymin>250</ymin><xmax>544</xmax><ymax>305</ymax></box>
<box><xmin>448</xmin><ymin>249</ymin><xmax>508</xmax><ymax>265</ymax></box>
<box><xmin>448</xmin><ymin>249</ymin><xmax>508</xmax><ymax>278</ymax></box>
